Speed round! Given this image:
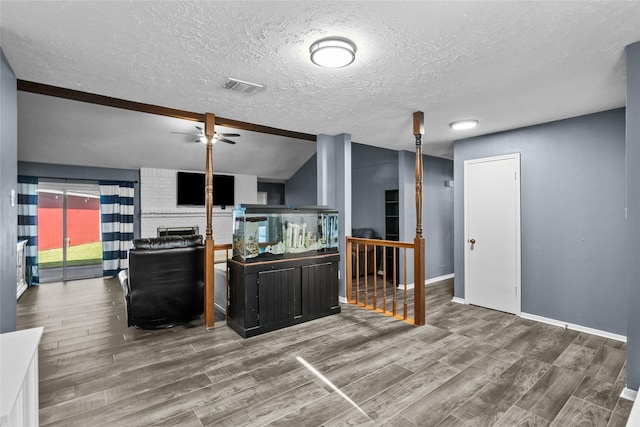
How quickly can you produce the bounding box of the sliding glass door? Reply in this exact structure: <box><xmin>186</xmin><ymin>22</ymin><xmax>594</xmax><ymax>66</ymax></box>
<box><xmin>38</xmin><ymin>181</ymin><xmax>103</xmax><ymax>283</ymax></box>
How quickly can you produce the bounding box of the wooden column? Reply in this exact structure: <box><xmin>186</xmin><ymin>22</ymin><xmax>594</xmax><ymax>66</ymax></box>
<box><xmin>346</xmin><ymin>238</ymin><xmax>353</xmax><ymax>303</ymax></box>
<box><xmin>204</xmin><ymin>113</ymin><xmax>215</xmax><ymax>328</ymax></box>
<box><xmin>413</xmin><ymin>111</ymin><xmax>426</xmax><ymax>326</ymax></box>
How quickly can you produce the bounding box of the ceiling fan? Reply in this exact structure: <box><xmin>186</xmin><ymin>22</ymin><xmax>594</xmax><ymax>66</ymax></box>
<box><xmin>171</xmin><ymin>125</ymin><xmax>239</xmax><ymax>145</ymax></box>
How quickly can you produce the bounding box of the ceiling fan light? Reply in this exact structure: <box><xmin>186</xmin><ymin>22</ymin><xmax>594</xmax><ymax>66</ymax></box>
<box><xmin>310</xmin><ymin>37</ymin><xmax>356</xmax><ymax>68</ymax></box>
<box><xmin>450</xmin><ymin>120</ymin><xmax>479</xmax><ymax>131</ymax></box>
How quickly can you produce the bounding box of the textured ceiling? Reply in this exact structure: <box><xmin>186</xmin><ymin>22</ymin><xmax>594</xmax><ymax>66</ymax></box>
<box><xmin>2</xmin><ymin>1</ymin><xmax>640</xmax><ymax>169</ymax></box>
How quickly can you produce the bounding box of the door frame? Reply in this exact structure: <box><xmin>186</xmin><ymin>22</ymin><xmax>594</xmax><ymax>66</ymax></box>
<box><xmin>37</xmin><ymin>180</ymin><xmax>104</xmax><ymax>282</ymax></box>
<box><xmin>464</xmin><ymin>153</ymin><xmax>521</xmax><ymax>314</ymax></box>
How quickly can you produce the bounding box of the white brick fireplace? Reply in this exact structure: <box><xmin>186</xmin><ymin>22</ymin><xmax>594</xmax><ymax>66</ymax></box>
<box><xmin>140</xmin><ymin>168</ymin><xmax>257</xmax><ymax>242</ymax></box>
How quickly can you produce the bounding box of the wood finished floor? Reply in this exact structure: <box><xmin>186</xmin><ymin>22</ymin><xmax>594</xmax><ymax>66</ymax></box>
<box><xmin>17</xmin><ymin>277</ymin><xmax>632</xmax><ymax>426</ymax></box>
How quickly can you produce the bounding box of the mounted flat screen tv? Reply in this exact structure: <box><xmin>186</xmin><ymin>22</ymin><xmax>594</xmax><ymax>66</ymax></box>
<box><xmin>176</xmin><ymin>172</ymin><xmax>235</xmax><ymax>207</ymax></box>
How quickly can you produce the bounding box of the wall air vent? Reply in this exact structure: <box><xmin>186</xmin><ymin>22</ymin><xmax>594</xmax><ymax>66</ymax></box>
<box><xmin>223</xmin><ymin>78</ymin><xmax>264</xmax><ymax>94</ymax></box>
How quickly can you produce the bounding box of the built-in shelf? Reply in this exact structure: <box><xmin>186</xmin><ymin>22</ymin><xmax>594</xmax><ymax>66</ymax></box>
<box><xmin>385</xmin><ymin>190</ymin><xmax>400</xmax><ymax>280</ymax></box>
<box><xmin>385</xmin><ymin>189</ymin><xmax>399</xmax><ymax>240</ymax></box>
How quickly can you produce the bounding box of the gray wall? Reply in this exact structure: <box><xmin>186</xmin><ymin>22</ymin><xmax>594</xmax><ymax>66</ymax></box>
<box><xmin>625</xmin><ymin>41</ymin><xmax>640</xmax><ymax>389</ymax></box>
<box><xmin>285</xmin><ymin>154</ymin><xmax>317</xmax><ymax>206</ymax></box>
<box><xmin>18</xmin><ymin>162</ymin><xmax>142</xmax><ymax>239</ymax></box>
<box><xmin>399</xmin><ymin>151</ymin><xmax>454</xmax><ymax>281</ymax></box>
<box><xmin>1</xmin><ymin>49</ymin><xmax>18</xmax><ymax>333</ymax></box>
<box><xmin>351</xmin><ymin>144</ymin><xmax>453</xmax><ymax>281</ymax></box>
<box><xmin>454</xmin><ymin>108</ymin><xmax>626</xmax><ymax>335</ymax></box>
<box><xmin>351</xmin><ymin>143</ymin><xmax>398</xmax><ymax>235</ymax></box>
<box><xmin>424</xmin><ymin>155</ymin><xmax>455</xmax><ymax>278</ymax></box>
<box><xmin>257</xmin><ymin>182</ymin><xmax>285</xmax><ymax>205</ymax></box>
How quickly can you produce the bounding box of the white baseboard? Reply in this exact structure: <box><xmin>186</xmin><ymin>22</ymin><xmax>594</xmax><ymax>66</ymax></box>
<box><xmin>621</xmin><ymin>388</ymin><xmax>638</xmax><ymax>402</ymax></box>
<box><xmin>339</xmin><ymin>296</ymin><xmax>348</xmax><ymax>304</ymax></box>
<box><xmin>520</xmin><ymin>312</ymin><xmax>626</xmax><ymax>342</ymax></box>
<box><xmin>625</xmin><ymin>388</ymin><xmax>640</xmax><ymax>427</ymax></box>
<box><xmin>451</xmin><ymin>297</ymin><xmax>466</xmax><ymax>304</ymax></box>
<box><xmin>426</xmin><ymin>273</ymin><xmax>455</xmax><ymax>286</ymax></box>
<box><xmin>397</xmin><ymin>273</ymin><xmax>455</xmax><ymax>291</ymax></box>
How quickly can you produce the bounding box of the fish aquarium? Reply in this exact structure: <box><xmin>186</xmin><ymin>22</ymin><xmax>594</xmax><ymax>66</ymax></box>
<box><xmin>232</xmin><ymin>205</ymin><xmax>339</xmax><ymax>262</ymax></box>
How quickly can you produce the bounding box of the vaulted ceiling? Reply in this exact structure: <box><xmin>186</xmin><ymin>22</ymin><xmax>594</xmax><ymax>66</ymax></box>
<box><xmin>2</xmin><ymin>1</ymin><xmax>639</xmax><ymax>178</ymax></box>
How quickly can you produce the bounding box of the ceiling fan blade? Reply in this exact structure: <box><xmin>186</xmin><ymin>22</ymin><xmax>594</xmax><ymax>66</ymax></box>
<box><xmin>217</xmin><ymin>133</ymin><xmax>241</xmax><ymax>138</ymax></box>
<box><xmin>217</xmin><ymin>137</ymin><xmax>237</xmax><ymax>145</ymax></box>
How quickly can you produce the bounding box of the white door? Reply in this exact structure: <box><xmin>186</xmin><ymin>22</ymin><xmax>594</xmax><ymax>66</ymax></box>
<box><xmin>464</xmin><ymin>154</ymin><xmax>521</xmax><ymax>314</ymax></box>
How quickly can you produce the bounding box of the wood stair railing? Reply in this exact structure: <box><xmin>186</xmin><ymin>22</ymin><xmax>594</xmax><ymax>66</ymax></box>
<box><xmin>345</xmin><ymin>237</ymin><xmax>424</xmax><ymax>325</ymax></box>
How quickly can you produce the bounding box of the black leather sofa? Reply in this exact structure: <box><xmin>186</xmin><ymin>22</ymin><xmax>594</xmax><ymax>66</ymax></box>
<box><xmin>118</xmin><ymin>235</ymin><xmax>204</xmax><ymax>329</ymax></box>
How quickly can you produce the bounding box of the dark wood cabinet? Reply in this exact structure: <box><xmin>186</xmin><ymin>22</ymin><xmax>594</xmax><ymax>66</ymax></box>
<box><xmin>227</xmin><ymin>253</ymin><xmax>341</xmax><ymax>338</ymax></box>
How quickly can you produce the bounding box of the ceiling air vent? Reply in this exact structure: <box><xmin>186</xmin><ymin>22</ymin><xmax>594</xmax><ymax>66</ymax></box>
<box><xmin>223</xmin><ymin>78</ymin><xmax>264</xmax><ymax>94</ymax></box>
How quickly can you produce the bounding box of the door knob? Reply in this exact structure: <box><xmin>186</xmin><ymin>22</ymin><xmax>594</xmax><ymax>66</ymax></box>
<box><xmin>469</xmin><ymin>239</ymin><xmax>476</xmax><ymax>244</ymax></box>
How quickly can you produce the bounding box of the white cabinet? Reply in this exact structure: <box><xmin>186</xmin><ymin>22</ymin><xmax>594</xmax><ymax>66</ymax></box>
<box><xmin>0</xmin><ymin>327</ymin><xmax>43</xmax><ymax>427</ymax></box>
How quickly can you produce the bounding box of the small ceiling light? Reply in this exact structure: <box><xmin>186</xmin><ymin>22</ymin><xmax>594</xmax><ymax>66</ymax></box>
<box><xmin>310</xmin><ymin>37</ymin><xmax>357</xmax><ymax>68</ymax></box>
<box><xmin>450</xmin><ymin>120</ymin><xmax>479</xmax><ymax>130</ymax></box>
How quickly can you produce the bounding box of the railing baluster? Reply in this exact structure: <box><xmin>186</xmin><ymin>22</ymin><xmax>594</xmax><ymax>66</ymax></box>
<box><xmin>403</xmin><ymin>247</ymin><xmax>408</xmax><ymax>320</ymax></box>
<box><xmin>373</xmin><ymin>243</ymin><xmax>377</xmax><ymax>310</ymax></box>
<box><xmin>393</xmin><ymin>247</ymin><xmax>397</xmax><ymax>316</ymax></box>
<box><xmin>364</xmin><ymin>244</ymin><xmax>368</xmax><ymax>307</ymax></box>
<box><xmin>355</xmin><ymin>242</ymin><xmax>360</xmax><ymax>305</ymax></box>
<box><xmin>382</xmin><ymin>247</ymin><xmax>387</xmax><ymax>313</ymax></box>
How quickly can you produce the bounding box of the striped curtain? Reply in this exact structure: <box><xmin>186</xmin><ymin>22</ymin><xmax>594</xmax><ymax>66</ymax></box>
<box><xmin>99</xmin><ymin>181</ymin><xmax>134</xmax><ymax>277</ymax></box>
<box><xmin>17</xmin><ymin>176</ymin><xmax>39</xmax><ymax>284</ymax></box>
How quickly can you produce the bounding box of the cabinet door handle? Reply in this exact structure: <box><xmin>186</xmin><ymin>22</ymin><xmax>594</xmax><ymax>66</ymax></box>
<box><xmin>469</xmin><ymin>239</ymin><xmax>476</xmax><ymax>244</ymax></box>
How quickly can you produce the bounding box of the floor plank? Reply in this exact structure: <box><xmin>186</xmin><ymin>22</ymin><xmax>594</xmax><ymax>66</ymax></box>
<box><xmin>451</xmin><ymin>356</ymin><xmax>550</xmax><ymax>426</ymax></box>
<box><xmin>515</xmin><ymin>365</ymin><xmax>585</xmax><ymax>422</ymax></box>
<box><xmin>550</xmin><ymin>396</ymin><xmax>611</xmax><ymax>427</ymax></box>
<box><xmin>15</xmin><ymin>276</ymin><xmax>630</xmax><ymax>426</ymax></box>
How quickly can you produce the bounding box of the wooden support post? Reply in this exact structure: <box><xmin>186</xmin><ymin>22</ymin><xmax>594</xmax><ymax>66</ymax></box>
<box><xmin>355</xmin><ymin>242</ymin><xmax>360</xmax><ymax>304</ymax></box>
<box><xmin>346</xmin><ymin>238</ymin><xmax>353</xmax><ymax>303</ymax></box>
<box><xmin>413</xmin><ymin>111</ymin><xmax>424</xmax><ymax>238</ymax></box>
<box><xmin>413</xmin><ymin>111</ymin><xmax>426</xmax><ymax>326</ymax></box>
<box><xmin>414</xmin><ymin>236</ymin><xmax>425</xmax><ymax>324</ymax></box>
<box><xmin>204</xmin><ymin>113</ymin><xmax>215</xmax><ymax>329</ymax></box>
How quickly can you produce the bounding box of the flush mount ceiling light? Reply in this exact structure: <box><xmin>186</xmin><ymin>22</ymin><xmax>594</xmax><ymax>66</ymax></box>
<box><xmin>309</xmin><ymin>37</ymin><xmax>357</xmax><ymax>68</ymax></box>
<box><xmin>449</xmin><ymin>120</ymin><xmax>479</xmax><ymax>131</ymax></box>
